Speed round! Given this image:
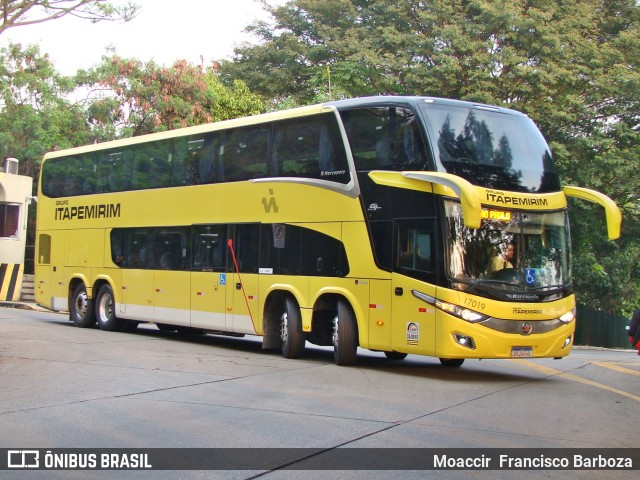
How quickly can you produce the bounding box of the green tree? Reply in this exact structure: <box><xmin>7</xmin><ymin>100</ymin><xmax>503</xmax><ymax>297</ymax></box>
<box><xmin>0</xmin><ymin>43</ymin><xmax>90</xmax><ymax>179</ymax></box>
<box><xmin>78</xmin><ymin>56</ymin><xmax>264</xmax><ymax>139</ymax></box>
<box><xmin>0</xmin><ymin>42</ymin><xmax>92</xmax><ymax>247</ymax></box>
<box><xmin>221</xmin><ymin>0</ymin><xmax>640</xmax><ymax>314</ymax></box>
<box><xmin>0</xmin><ymin>0</ymin><xmax>138</xmax><ymax>36</ymax></box>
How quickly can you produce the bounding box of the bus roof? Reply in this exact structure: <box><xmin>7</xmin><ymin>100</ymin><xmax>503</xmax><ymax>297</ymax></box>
<box><xmin>326</xmin><ymin>95</ymin><xmax>528</xmax><ymax>117</ymax></box>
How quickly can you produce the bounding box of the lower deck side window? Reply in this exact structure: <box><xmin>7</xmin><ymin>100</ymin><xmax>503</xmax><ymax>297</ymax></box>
<box><xmin>110</xmin><ymin>223</ymin><xmax>349</xmax><ymax>277</ymax></box>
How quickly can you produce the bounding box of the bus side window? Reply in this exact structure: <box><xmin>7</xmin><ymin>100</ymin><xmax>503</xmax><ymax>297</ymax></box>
<box><xmin>151</xmin><ymin>229</ymin><xmax>188</xmax><ymax>270</ymax></box>
<box><xmin>219</xmin><ymin>126</ymin><xmax>270</xmax><ymax>182</ymax></box>
<box><xmin>183</xmin><ymin>134</ymin><xmax>219</xmax><ymax>185</ymax></box>
<box><xmin>192</xmin><ymin>225</ymin><xmax>226</xmax><ymax>271</ymax></box>
<box><xmin>111</xmin><ymin>229</ymin><xmax>125</xmax><ymax>266</ymax></box>
<box><xmin>129</xmin><ymin>230</ymin><xmax>149</xmax><ymax>268</ymax></box>
<box><xmin>395</xmin><ymin>221</ymin><xmax>434</xmax><ymax>274</ymax></box>
<box><xmin>301</xmin><ymin>228</ymin><xmax>348</xmax><ymax>277</ymax></box>
<box><xmin>272</xmin><ymin>118</ymin><xmax>318</xmax><ymax>177</ymax></box>
<box><xmin>111</xmin><ymin>228</ymin><xmax>148</xmax><ymax>268</ymax></box>
<box><xmin>98</xmin><ymin>150</ymin><xmax>132</xmax><ymax>193</ymax></box>
<box><xmin>171</xmin><ymin>137</ymin><xmax>203</xmax><ymax>187</ymax></box>
<box><xmin>148</xmin><ymin>142</ymin><xmax>172</xmax><ymax>189</ymax></box>
<box><xmin>341</xmin><ymin>107</ymin><xmax>429</xmax><ymax>172</ymax></box>
<box><xmin>63</xmin><ymin>155</ymin><xmax>96</xmax><ymax>196</ymax></box>
<box><xmin>131</xmin><ymin>150</ymin><xmax>153</xmax><ymax>190</ymax></box>
<box><xmin>42</xmin><ymin>158</ymin><xmax>67</xmax><ymax>198</ymax></box>
<box><xmin>260</xmin><ymin>224</ymin><xmax>301</xmax><ymax>275</ymax></box>
<box><xmin>38</xmin><ymin>233</ymin><xmax>52</xmax><ymax>264</ymax></box>
<box><xmin>232</xmin><ymin>224</ymin><xmax>260</xmax><ymax>273</ymax></box>
<box><xmin>199</xmin><ymin>136</ymin><xmax>219</xmax><ymax>184</ymax></box>
<box><xmin>271</xmin><ymin>113</ymin><xmax>349</xmax><ymax>183</ymax></box>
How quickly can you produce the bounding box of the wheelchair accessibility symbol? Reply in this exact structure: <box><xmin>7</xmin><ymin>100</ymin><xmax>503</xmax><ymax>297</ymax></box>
<box><xmin>526</xmin><ymin>269</ymin><xmax>536</xmax><ymax>285</ymax></box>
<box><xmin>219</xmin><ymin>273</ymin><xmax>226</xmax><ymax>286</ymax></box>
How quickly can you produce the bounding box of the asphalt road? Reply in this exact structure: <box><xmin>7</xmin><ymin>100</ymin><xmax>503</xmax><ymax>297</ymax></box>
<box><xmin>1</xmin><ymin>305</ymin><xmax>638</xmax><ymax>480</ymax></box>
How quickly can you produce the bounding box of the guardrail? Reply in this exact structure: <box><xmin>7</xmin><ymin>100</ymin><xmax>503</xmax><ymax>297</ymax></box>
<box><xmin>574</xmin><ymin>304</ymin><xmax>631</xmax><ymax>349</ymax></box>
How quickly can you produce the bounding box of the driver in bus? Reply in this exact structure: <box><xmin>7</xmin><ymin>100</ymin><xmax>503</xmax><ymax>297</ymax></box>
<box><xmin>489</xmin><ymin>243</ymin><xmax>515</xmax><ymax>271</ymax></box>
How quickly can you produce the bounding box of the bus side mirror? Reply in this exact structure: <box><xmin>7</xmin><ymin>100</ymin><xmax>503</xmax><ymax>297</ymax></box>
<box><xmin>563</xmin><ymin>186</ymin><xmax>622</xmax><ymax>240</ymax></box>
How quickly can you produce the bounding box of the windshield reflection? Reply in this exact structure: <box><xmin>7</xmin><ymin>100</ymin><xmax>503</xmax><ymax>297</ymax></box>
<box><xmin>420</xmin><ymin>103</ymin><xmax>561</xmax><ymax>193</ymax></box>
<box><xmin>445</xmin><ymin>201</ymin><xmax>571</xmax><ymax>293</ymax></box>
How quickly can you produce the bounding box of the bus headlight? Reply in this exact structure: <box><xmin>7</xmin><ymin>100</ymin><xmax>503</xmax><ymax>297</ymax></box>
<box><xmin>411</xmin><ymin>289</ymin><xmax>487</xmax><ymax>324</ymax></box>
<box><xmin>559</xmin><ymin>308</ymin><xmax>576</xmax><ymax>324</ymax></box>
<box><xmin>435</xmin><ymin>300</ymin><xmax>487</xmax><ymax>323</ymax></box>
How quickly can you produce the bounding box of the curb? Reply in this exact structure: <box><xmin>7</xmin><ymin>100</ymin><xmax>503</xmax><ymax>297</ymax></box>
<box><xmin>0</xmin><ymin>301</ymin><xmax>55</xmax><ymax>312</ymax></box>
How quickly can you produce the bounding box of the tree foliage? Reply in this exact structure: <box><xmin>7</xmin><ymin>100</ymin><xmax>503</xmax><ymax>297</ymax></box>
<box><xmin>221</xmin><ymin>0</ymin><xmax>640</xmax><ymax>314</ymax></box>
<box><xmin>0</xmin><ymin>43</ymin><xmax>90</xmax><ymax>178</ymax></box>
<box><xmin>77</xmin><ymin>56</ymin><xmax>264</xmax><ymax>139</ymax></box>
<box><xmin>1</xmin><ymin>0</ymin><xmax>637</xmax><ymax>314</ymax></box>
<box><xmin>0</xmin><ymin>0</ymin><xmax>139</xmax><ymax>36</ymax></box>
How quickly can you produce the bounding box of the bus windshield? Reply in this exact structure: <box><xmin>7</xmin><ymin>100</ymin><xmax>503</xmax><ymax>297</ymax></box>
<box><xmin>444</xmin><ymin>201</ymin><xmax>571</xmax><ymax>294</ymax></box>
<box><xmin>419</xmin><ymin>103</ymin><xmax>561</xmax><ymax>193</ymax></box>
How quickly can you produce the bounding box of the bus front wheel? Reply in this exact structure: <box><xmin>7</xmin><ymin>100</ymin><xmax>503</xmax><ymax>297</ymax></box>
<box><xmin>280</xmin><ymin>297</ymin><xmax>305</xmax><ymax>358</ymax></box>
<box><xmin>333</xmin><ymin>300</ymin><xmax>358</xmax><ymax>366</ymax></box>
<box><xmin>384</xmin><ymin>351</ymin><xmax>407</xmax><ymax>360</ymax></box>
<box><xmin>439</xmin><ymin>358</ymin><xmax>464</xmax><ymax>367</ymax></box>
<box><xmin>70</xmin><ymin>283</ymin><xmax>96</xmax><ymax>328</ymax></box>
<box><xmin>95</xmin><ymin>285</ymin><xmax>124</xmax><ymax>332</ymax></box>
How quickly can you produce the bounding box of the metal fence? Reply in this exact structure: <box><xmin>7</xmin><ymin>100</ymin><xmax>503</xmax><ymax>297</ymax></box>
<box><xmin>574</xmin><ymin>303</ymin><xmax>633</xmax><ymax>349</ymax></box>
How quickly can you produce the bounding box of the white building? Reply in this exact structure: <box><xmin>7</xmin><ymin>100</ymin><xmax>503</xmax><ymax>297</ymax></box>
<box><xmin>0</xmin><ymin>158</ymin><xmax>34</xmax><ymax>301</ymax></box>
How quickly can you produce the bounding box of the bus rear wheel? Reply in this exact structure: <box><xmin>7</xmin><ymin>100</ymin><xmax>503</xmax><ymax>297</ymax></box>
<box><xmin>439</xmin><ymin>358</ymin><xmax>464</xmax><ymax>367</ymax></box>
<box><xmin>70</xmin><ymin>283</ymin><xmax>96</xmax><ymax>328</ymax></box>
<box><xmin>280</xmin><ymin>297</ymin><xmax>305</xmax><ymax>358</ymax></box>
<box><xmin>95</xmin><ymin>285</ymin><xmax>125</xmax><ymax>332</ymax></box>
<box><xmin>333</xmin><ymin>300</ymin><xmax>358</xmax><ymax>366</ymax></box>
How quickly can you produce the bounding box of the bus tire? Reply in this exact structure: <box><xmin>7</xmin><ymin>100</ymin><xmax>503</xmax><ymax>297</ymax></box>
<box><xmin>439</xmin><ymin>358</ymin><xmax>464</xmax><ymax>367</ymax></box>
<box><xmin>384</xmin><ymin>351</ymin><xmax>407</xmax><ymax>360</ymax></box>
<box><xmin>121</xmin><ymin>320</ymin><xmax>139</xmax><ymax>332</ymax></box>
<box><xmin>280</xmin><ymin>297</ymin><xmax>305</xmax><ymax>358</ymax></box>
<box><xmin>95</xmin><ymin>284</ymin><xmax>124</xmax><ymax>332</ymax></box>
<box><xmin>333</xmin><ymin>300</ymin><xmax>358</xmax><ymax>366</ymax></box>
<box><xmin>70</xmin><ymin>283</ymin><xmax>96</xmax><ymax>328</ymax></box>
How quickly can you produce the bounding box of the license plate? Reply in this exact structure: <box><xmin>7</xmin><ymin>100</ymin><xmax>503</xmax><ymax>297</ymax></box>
<box><xmin>511</xmin><ymin>346</ymin><xmax>533</xmax><ymax>358</ymax></box>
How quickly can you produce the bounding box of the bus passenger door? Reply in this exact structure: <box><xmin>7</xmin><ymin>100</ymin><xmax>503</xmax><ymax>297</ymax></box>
<box><xmin>190</xmin><ymin>225</ymin><xmax>228</xmax><ymax>331</ymax></box>
<box><xmin>226</xmin><ymin>224</ymin><xmax>260</xmax><ymax>335</ymax></box>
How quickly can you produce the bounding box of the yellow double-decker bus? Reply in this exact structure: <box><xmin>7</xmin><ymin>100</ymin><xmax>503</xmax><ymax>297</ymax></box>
<box><xmin>35</xmin><ymin>96</ymin><xmax>621</xmax><ymax>366</ymax></box>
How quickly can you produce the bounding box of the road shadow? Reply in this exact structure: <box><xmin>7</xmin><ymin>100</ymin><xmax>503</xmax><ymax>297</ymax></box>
<box><xmin>45</xmin><ymin>317</ymin><xmax>549</xmax><ymax>383</ymax></box>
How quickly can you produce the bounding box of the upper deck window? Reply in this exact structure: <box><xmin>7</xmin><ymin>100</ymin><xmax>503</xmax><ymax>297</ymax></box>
<box><xmin>340</xmin><ymin>107</ymin><xmax>431</xmax><ymax>172</ymax></box>
<box><xmin>271</xmin><ymin>113</ymin><xmax>350</xmax><ymax>184</ymax></box>
<box><xmin>41</xmin><ymin>112</ymin><xmax>351</xmax><ymax>198</ymax></box>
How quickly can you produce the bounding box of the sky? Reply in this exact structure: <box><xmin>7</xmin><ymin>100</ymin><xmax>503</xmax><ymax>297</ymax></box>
<box><xmin>1</xmin><ymin>0</ymin><xmax>283</xmax><ymax>75</ymax></box>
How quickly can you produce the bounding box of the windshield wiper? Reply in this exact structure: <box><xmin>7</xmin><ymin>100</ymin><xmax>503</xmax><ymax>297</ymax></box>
<box><xmin>526</xmin><ymin>284</ymin><xmax>567</xmax><ymax>293</ymax></box>
<box><xmin>465</xmin><ymin>278</ymin><xmax>519</xmax><ymax>294</ymax></box>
